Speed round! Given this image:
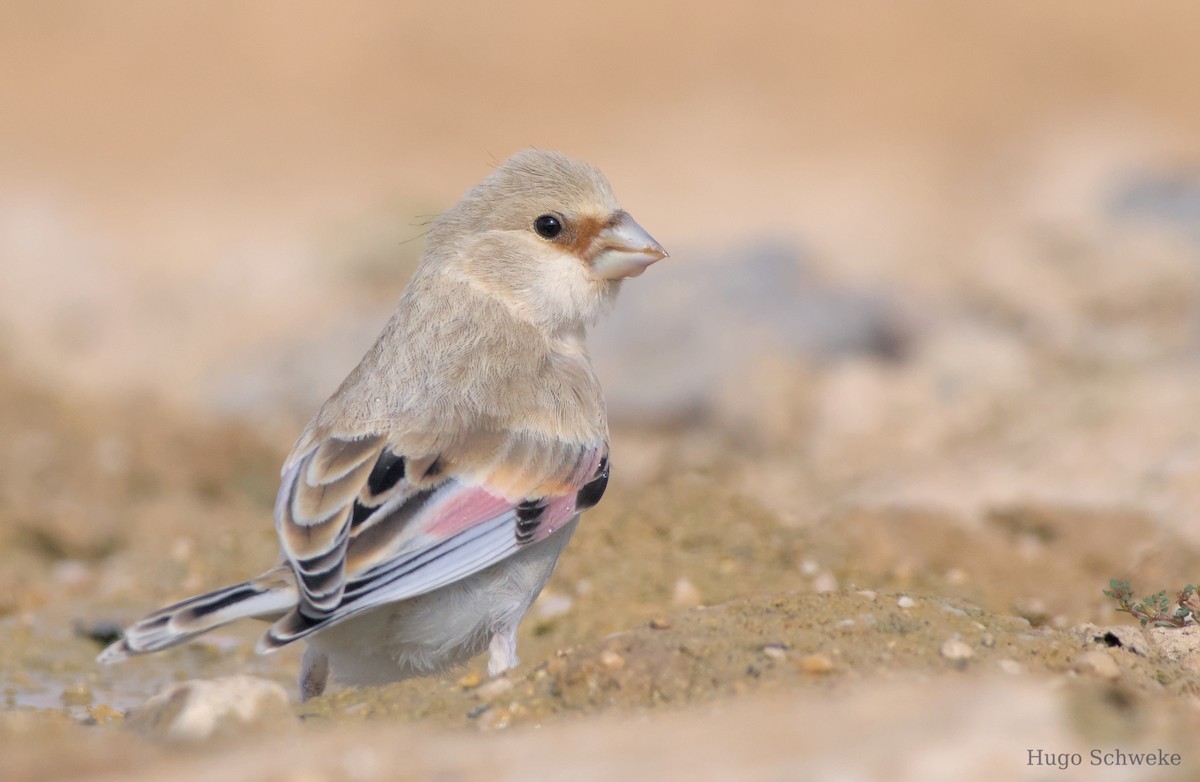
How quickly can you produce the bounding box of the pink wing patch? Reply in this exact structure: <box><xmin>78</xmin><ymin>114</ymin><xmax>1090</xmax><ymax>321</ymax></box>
<box><xmin>425</xmin><ymin>486</ymin><xmax>515</xmax><ymax>538</ymax></box>
<box><xmin>529</xmin><ymin>494</ymin><xmax>580</xmax><ymax>543</ymax></box>
<box><xmin>422</xmin><ymin>444</ymin><xmax>603</xmax><ymax>543</ymax></box>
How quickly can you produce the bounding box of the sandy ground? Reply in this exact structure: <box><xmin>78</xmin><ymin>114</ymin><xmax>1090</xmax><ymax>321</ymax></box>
<box><xmin>4</xmin><ymin>2</ymin><xmax>1200</xmax><ymax>780</ymax></box>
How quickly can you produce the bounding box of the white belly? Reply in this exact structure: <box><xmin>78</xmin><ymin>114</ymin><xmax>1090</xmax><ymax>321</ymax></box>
<box><xmin>305</xmin><ymin>517</ymin><xmax>578</xmax><ymax>687</ymax></box>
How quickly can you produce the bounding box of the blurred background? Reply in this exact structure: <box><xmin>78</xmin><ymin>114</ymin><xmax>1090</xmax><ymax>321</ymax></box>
<box><xmin>6</xmin><ymin>2</ymin><xmax>1200</xmax><ymax>525</ymax></box>
<box><xmin>4</xmin><ymin>2</ymin><xmax>1200</xmax><ymax>779</ymax></box>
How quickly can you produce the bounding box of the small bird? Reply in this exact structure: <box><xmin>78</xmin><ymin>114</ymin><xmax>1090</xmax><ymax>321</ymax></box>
<box><xmin>98</xmin><ymin>150</ymin><xmax>667</xmax><ymax>699</ymax></box>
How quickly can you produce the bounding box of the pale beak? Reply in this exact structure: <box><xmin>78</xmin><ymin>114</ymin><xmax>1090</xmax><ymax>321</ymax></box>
<box><xmin>589</xmin><ymin>212</ymin><xmax>669</xmax><ymax>280</ymax></box>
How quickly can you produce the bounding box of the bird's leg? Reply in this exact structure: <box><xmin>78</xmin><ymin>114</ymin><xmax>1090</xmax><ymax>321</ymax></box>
<box><xmin>299</xmin><ymin>645</ymin><xmax>330</xmax><ymax>701</ymax></box>
<box><xmin>486</xmin><ymin>627</ymin><xmax>519</xmax><ymax>676</ymax></box>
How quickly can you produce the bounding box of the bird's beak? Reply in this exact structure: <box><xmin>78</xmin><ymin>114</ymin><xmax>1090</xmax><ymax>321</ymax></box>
<box><xmin>590</xmin><ymin>212</ymin><xmax>669</xmax><ymax>280</ymax></box>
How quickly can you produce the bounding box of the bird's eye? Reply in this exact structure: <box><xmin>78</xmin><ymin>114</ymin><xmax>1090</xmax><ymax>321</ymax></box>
<box><xmin>533</xmin><ymin>214</ymin><xmax>563</xmax><ymax>239</ymax></box>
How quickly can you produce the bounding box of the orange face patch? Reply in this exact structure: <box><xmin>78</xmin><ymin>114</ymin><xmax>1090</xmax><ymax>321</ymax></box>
<box><xmin>553</xmin><ymin>211</ymin><xmax>623</xmax><ymax>261</ymax></box>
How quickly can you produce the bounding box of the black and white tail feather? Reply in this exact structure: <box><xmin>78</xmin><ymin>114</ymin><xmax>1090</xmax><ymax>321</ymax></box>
<box><xmin>96</xmin><ymin>435</ymin><xmax>608</xmax><ymax>666</ymax></box>
<box><xmin>96</xmin><ymin>576</ymin><xmax>296</xmax><ymax>662</ymax></box>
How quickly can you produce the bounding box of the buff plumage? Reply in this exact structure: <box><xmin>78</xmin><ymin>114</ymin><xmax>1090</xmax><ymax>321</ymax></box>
<box><xmin>99</xmin><ymin>150</ymin><xmax>667</xmax><ymax>699</ymax></box>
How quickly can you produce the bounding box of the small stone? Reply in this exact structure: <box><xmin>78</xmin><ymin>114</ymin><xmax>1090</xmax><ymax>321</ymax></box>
<box><xmin>1013</xmin><ymin>597</ymin><xmax>1049</xmax><ymax>626</ymax></box>
<box><xmin>61</xmin><ymin>683</ymin><xmax>93</xmax><ymax>707</ymax></box>
<box><xmin>940</xmin><ymin>639</ymin><xmax>975</xmax><ymax>663</ymax></box>
<box><xmin>980</xmin><ymin>632</ymin><xmax>996</xmax><ymax>648</ymax></box>
<box><xmin>672</xmin><ymin>577</ymin><xmax>703</xmax><ymax>608</ymax></box>
<box><xmin>800</xmin><ymin>559</ymin><xmax>819</xmax><ymax>576</ymax></box>
<box><xmin>761</xmin><ymin>644</ymin><xmax>787</xmax><ymax>661</ymax></box>
<box><xmin>1076</xmin><ymin>650</ymin><xmax>1121</xmax><ymax>680</ymax></box>
<box><xmin>457</xmin><ymin>671</ymin><xmax>482</xmax><ymax>689</ymax></box>
<box><xmin>599</xmin><ymin>650</ymin><xmax>626</xmax><ymax>670</ymax></box>
<box><xmin>856</xmin><ymin>590</ymin><xmax>877</xmax><ymax>601</ymax></box>
<box><xmin>87</xmin><ymin>704</ymin><xmax>123</xmax><ymax>725</ymax></box>
<box><xmin>812</xmin><ymin>572</ymin><xmax>838</xmax><ymax>594</ymax></box>
<box><xmin>897</xmin><ymin>596</ymin><xmax>915</xmax><ymax>609</ymax></box>
<box><xmin>475</xmin><ymin>706</ymin><xmax>512</xmax><ymax>731</ymax></box>
<box><xmin>649</xmin><ymin>616</ymin><xmax>672</xmax><ymax>630</ymax></box>
<box><xmin>475</xmin><ymin>676</ymin><xmax>514</xmax><ymax>699</ymax></box>
<box><xmin>127</xmin><ymin>676</ymin><xmax>292</xmax><ymax>741</ymax></box>
<box><xmin>998</xmin><ymin>659</ymin><xmax>1022</xmax><ymax>675</ymax></box>
<box><xmin>797</xmin><ymin>654</ymin><xmax>835</xmax><ymax>674</ymax></box>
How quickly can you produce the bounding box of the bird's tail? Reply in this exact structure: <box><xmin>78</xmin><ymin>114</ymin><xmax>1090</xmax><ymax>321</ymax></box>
<box><xmin>97</xmin><ymin>573</ymin><xmax>297</xmax><ymax>663</ymax></box>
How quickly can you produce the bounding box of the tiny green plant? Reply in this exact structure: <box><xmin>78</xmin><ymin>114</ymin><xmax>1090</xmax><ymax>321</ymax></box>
<box><xmin>1103</xmin><ymin>579</ymin><xmax>1200</xmax><ymax>628</ymax></box>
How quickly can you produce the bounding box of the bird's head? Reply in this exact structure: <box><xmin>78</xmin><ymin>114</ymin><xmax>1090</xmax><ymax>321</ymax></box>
<box><xmin>427</xmin><ymin>150</ymin><xmax>668</xmax><ymax>331</ymax></box>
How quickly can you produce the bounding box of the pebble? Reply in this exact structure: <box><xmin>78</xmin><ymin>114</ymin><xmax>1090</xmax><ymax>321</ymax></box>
<box><xmin>457</xmin><ymin>671</ymin><xmax>482</xmax><ymax>689</ymax></box>
<box><xmin>940</xmin><ymin>639</ymin><xmax>975</xmax><ymax>663</ymax></box>
<box><xmin>60</xmin><ymin>683</ymin><xmax>92</xmax><ymax>707</ymax></box>
<box><xmin>650</xmin><ymin>616</ymin><xmax>672</xmax><ymax>630</ymax></box>
<box><xmin>856</xmin><ymin>590</ymin><xmax>877</xmax><ymax>601</ymax></box>
<box><xmin>812</xmin><ymin>572</ymin><xmax>838</xmax><ymax>594</ymax></box>
<box><xmin>1013</xmin><ymin>597</ymin><xmax>1049</xmax><ymax>626</ymax></box>
<box><xmin>1075</xmin><ymin>650</ymin><xmax>1121</xmax><ymax>680</ymax></box>
<box><xmin>797</xmin><ymin>654</ymin><xmax>835</xmax><ymax>674</ymax></box>
<box><xmin>997</xmin><ymin>659</ymin><xmax>1022</xmax><ymax>675</ymax></box>
<box><xmin>599</xmin><ymin>650</ymin><xmax>626</xmax><ymax>670</ymax></box>
<box><xmin>87</xmin><ymin>704</ymin><xmax>123</xmax><ymax>725</ymax></box>
<box><xmin>897</xmin><ymin>596</ymin><xmax>915</xmax><ymax>609</ymax></box>
<box><xmin>475</xmin><ymin>676</ymin><xmax>514</xmax><ymax>699</ymax></box>
<box><xmin>126</xmin><ymin>675</ymin><xmax>292</xmax><ymax>741</ymax></box>
<box><xmin>475</xmin><ymin>706</ymin><xmax>512</xmax><ymax>731</ymax></box>
<box><xmin>761</xmin><ymin>644</ymin><xmax>788</xmax><ymax>661</ymax></box>
<box><xmin>672</xmin><ymin>577</ymin><xmax>703</xmax><ymax>608</ymax></box>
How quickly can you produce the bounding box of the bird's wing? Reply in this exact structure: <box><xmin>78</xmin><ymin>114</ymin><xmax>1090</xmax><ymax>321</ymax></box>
<box><xmin>261</xmin><ymin>429</ymin><xmax>608</xmax><ymax>650</ymax></box>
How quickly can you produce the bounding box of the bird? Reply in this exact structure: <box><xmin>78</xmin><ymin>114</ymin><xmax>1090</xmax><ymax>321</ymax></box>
<box><xmin>97</xmin><ymin>149</ymin><xmax>668</xmax><ymax>700</ymax></box>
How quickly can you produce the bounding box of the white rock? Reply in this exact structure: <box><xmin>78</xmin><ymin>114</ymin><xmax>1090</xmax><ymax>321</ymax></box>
<box><xmin>1150</xmin><ymin>624</ymin><xmax>1200</xmax><ymax>668</ymax></box>
<box><xmin>812</xmin><ymin>572</ymin><xmax>838</xmax><ymax>594</ymax></box>
<box><xmin>940</xmin><ymin>639</ymin><xmax>975</xmax><ymax>662</ymax></box>
<box><xmin>997</xmin><ymin>659</ymin><xmax>1022</xmax><ymax>675</ymax></box>
<box><xmin>672</xmin><ymin>577</ymin><xmax>703</xmax><ymax>608</ymax></box>
<box><xmin>127</xmin><ymin>675</ymin><xmax>291</xmax><ymax>741</ymax></box>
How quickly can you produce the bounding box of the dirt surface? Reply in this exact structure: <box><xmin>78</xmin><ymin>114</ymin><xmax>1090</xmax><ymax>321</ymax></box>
<box><xmin>4</xmin><ymin>2</ymin><xmax>1200</xmax><ymax>780</ymax></box>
